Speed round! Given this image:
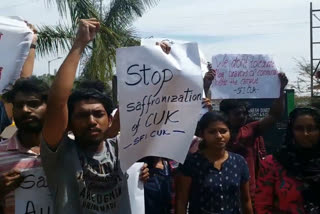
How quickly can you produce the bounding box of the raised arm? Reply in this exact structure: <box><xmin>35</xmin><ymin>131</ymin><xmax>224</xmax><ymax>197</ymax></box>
<box><xmin>20</xmin><ymin>23</ymin><xmax>37</xmax><ymax>78</ymax></box>
<box><xmin>43</xmin><ymin>19</ymin><xmax>100</xmax><ymax>149</ymax></box>
<box><xmin>259</xmin><ymin>72</ymin><xmax>288</xmax><ymax>133</ymax></box>
<box><xmin>0</xmin><ymin>24</ymin><xmax>38</xmax><ymax>123</ymax></box>
<box><xmin>203</xmin><ymin>62</ymin><xmax>215</xmax><ymax>98</ymax></box>
<box><xmin>175</xmin><ymin>175</ymin><xmax>191</xmax><ymax>214</ymax></box>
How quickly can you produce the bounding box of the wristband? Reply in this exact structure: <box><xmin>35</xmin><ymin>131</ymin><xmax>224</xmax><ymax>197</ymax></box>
<box><xmin>30</xmin><ymin>44</ymin><xmax>36</xmax><ymax>49</ymax></box>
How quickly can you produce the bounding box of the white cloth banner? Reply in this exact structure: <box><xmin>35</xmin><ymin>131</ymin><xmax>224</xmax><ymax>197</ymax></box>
<box><xmin>210</xmin><ymin>54</ymin><xmax>280</xmax><ymax>99</ymax></box>
<box><xmin>0</xmin><ymin>16</ymin><xmax>33</xmax><ymax>94</ymax></box>
<box><xmin>15</xmin><ymin>167</ymin><xmax>54</xmax><ymax>214</ymax></box>
<box><xmin>117</xmin><ymin>44</ymin><xmax>203</xmax><ymax>171</ymax></box>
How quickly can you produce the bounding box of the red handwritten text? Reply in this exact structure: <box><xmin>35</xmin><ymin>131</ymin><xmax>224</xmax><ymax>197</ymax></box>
<box><xmin>215</xmin><ymin>55</ymin><xmax>229</xmax><ymax>68</ymax></box>
<box><xmin>231</xmin><ymin>56</ymin><xmax>249</xmax><ymax>69</ymax></box>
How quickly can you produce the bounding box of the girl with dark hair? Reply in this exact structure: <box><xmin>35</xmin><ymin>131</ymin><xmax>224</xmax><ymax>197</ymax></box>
<box><xmin>255</xmin><ymin>107</ymin><xmax>320</xmax><ymax>214</ymax></box>
<box><xmin>175</xmin><ymin>111</ymin><xmax>253</xmax><ymax>214</ymax></box>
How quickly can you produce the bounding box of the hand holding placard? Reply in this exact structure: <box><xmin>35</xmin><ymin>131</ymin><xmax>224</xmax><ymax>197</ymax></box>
<box><xmin>117</xmin><ymin>43</ymin><xmax>203</xmax><ymax>171</ymax></box>
<box><xmin>0</xmin><ymin>16</ymin><xmax>33</xmax><ymax>93</ymax></box>
<box><xmin>14</xmin><ymin>167</ymin><xmax>53</xmax><ymax>214</ymax></box>
<box><xmin>0</xmin><ymin>169</ymin><xmax>24</xmax><ymax>199</ymax></box>
<box><xmin>210</xmin><ymin>54</ymin><xmax>280</xmax><ymax>99</ymax></box>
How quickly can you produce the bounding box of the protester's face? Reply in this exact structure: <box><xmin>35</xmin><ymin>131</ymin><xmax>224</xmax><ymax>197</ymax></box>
<box><xmin>70</xmin><ymin>99</ymin><xmax>111</xmax><ymax>146</ymax></box>
<box><xmin>228</xmin><ymin>106</ymin><xmax>248</xmax><ymax>128</ymax></box>
<box><xmin>202</xmin><ymin>121</ymin><xmax>230</xmax><ymax>150</ymax></box>
<box><xmin>292</xmin><ymin>114</ymin><xmax>320</xmax><ymax>148</ymax></box>
<box><xmin>13</xmin><ymin>92</ymin><xmax>47</xmax><ymax>132</ymax></box>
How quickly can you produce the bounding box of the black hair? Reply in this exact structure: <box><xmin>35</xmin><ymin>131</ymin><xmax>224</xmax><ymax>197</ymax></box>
<box><xmin>3</xmin><ymin>76</ymin><xmax>49</xmax><ymax>103</ymax></box>
<box><xmin>219</xmin><ymin>99</ymin><xmax>249</xmax><ymax>114</ymax></box>
<box><xmin>197</xmin><ymin>111</ymin><xmax>230</xmax><ymax>150</ymax></box>
<box><xmin>274</xmin><ymin>107</ymin><xmax>320</xmax><ymax>211</ymax></box>
<box><xmin>67</xmin><ymin>80</ymin><xmax>114</xmax><ymax>119</ymax></box>
<box><xmin>198</xmin><ymin>111</ymin><xmax>230</xmax><ymax>133</ymax></box>
<box><xmin>285</xmin><ymin>107</ymin><xmax>320</xmax><ymax>145</ymax></box>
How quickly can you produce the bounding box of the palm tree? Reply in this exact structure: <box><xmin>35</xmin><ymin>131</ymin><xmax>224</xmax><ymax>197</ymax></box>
<box><xmin>37</xmin><ymin>0</ymin><xmax>159</xmax><ymax>83</ymax></box>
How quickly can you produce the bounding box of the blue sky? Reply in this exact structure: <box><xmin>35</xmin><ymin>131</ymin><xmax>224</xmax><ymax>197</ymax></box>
<box><xmin>1</xmin><ymin>0</ymin><xmax>320</xmax><ymax>90</ymax></box>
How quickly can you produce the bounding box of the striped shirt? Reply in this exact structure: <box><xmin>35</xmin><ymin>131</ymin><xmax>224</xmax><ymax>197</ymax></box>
<box><xmin>0</xmin><ymin>133</ymin><xmax>41</xmax><ymax>214</ymax></box>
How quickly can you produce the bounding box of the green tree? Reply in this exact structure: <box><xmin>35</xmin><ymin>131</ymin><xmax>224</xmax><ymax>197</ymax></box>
<box><xmin>37</xmin><ymin>0</ymin><xmax>159</xmax><ymax>82</ymax></box>
<box><xmin>288</xmin><ymin>58</ymin><xmax>320</xmax><ymax>95</ymax></box>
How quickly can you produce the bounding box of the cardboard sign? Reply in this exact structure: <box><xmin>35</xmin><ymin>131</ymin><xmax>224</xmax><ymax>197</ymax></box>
<box><xmin>210</xmin><ymin>54</ymin><xmax>280</xmax><ymax>99</ymax></box>
<box><xmin>15</xmin><ymin>167</ymin><xmax>53</xmax><ymax>214</ymax></box>
<box><xmin>117</xmin><ymin>44</ymin><xmax>203</xmax><ymax>171</ymax></box>
<box><xmin>0</xmin><ymin>16</ymin><xmax>33</xmax><ymax>94</ymax></box>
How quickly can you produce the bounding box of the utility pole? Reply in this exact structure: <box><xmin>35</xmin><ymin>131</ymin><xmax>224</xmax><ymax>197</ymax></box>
<box><xmin>48</xmin><ymin>57</ymin><xmax>62</xmax><ymax>75</ymax></box>
<box><xmin>310</xmin><ymin>2</ymin><xmax>320</xmax><ymax>97</ymax></box>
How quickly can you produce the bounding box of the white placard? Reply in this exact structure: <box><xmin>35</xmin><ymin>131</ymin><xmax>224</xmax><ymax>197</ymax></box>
<box><xmin>210</xmin><ymin>54</ymin><xmax>280</xmax><ymax>99</ymax></box>
<box><xmin>0</xmin><ymin>16</ymin><xmax>33</xmax><ymax>94</ymax></box>
<box><xmin>141</xmin><ymin>38</ymin><xmax>208</xmax><ymax>77</ymax></box>
<box><xmin>118</xmin><ymin>163</ymin><xmax>145</xmax><ymax>214</ymax></box>
<box><xmin>117</xmin><ymin>43</ymin><xmax>203</xmax><ymax>171</ymax></box>
<box><xmin>14</xmin><ymin>166</ymin><xmax>143</xmax><ymax>214</ymax></box>
<box><xmin>15</xmin><ymin>167</ymin><xmax>53</xmax><ymax>214</ymax></box>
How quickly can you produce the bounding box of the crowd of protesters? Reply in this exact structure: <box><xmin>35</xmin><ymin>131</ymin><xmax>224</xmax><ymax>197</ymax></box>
<box><xmin>0</xmin><ymin>18</ymin><xmax>319</xmax><ymax>214</ymax></box>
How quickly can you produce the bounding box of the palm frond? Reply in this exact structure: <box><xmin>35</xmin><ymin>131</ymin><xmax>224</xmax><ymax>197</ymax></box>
<box><xmin>110</xmin><ymin>26</ymin><xmax>140</xmax><ymax>46</ymax></box>
<box><xmin>68</xmin><ymin>0</ymin><xmax>100</xmax><ymax>24</ymax></box>
<box><xmin>40</xmin><ymin>0</ymin><xmax>160</xmax><ymax>82</ymax></box>
<box><xmin>45</xmin><ymin>0</ymin><xmax>68</xmax><ymax>17</ymax></box>
<box><xmin>45</xmin><ymin>0</ymin><xmax>100</xmax><ymax>23</ymax></box>
<box><xmin>37</xmin><ymin>24</ymin><xmax>75</xmax><ymax>57</ymax></box>
<box><xmin>105</xmin><ymin>0</ymin><xmax>159</xmax><ymax>29</ymax></box>
<box><xmin>82</xmin><ymin>33</ymin><xmax>114</xmax><ymax>82</ymax></box>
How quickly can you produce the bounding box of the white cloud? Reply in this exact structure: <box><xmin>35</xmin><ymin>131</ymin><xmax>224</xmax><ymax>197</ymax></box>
<box><xmin>1</xmin><ymin>0</ymin><xmax>69</xmax><ymax>76</ymax></box>
<box><xmin>1</xmin><ymin>0</ymin><xmax>320</xmax><ymax>91</ymax></box>
<box><xmin>134</xmin><ymin>0</ymin><xmax>320</xmax><ymax>92</ymax></box>
<box><xmin>134</xmin><ymin>0</ymin><xmax>312</xmax><ymax>36</ymax></box>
